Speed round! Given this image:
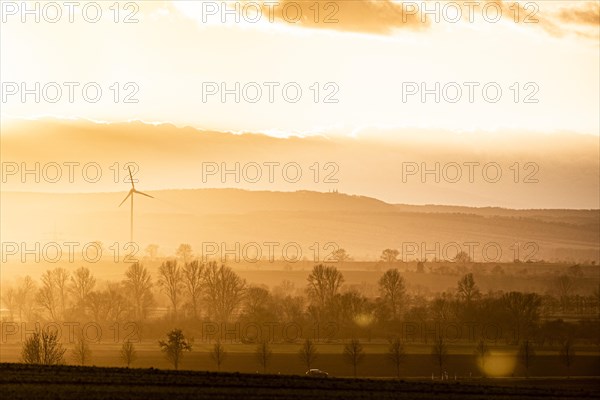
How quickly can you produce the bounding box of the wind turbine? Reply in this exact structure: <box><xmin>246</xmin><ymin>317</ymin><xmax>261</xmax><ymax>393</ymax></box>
<box><xmin>119</xmin><ymin>166</ymin><xmax>153</xmax><ymax>242</ymax></box>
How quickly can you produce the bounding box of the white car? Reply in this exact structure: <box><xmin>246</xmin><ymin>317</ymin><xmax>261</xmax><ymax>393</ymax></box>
<box><xmin>305</xmin><ymin>369</ymin><xmax>329</xmax><ymax>378</ymax></box>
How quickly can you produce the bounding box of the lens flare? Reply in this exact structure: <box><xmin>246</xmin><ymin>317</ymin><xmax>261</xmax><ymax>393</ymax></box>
<box><xmin>479</xmin><ymin>351</ymin><xmax>517</xmax><ymax>377</ymax></box>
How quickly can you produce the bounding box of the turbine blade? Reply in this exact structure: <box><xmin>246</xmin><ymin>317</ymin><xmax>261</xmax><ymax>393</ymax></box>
<box><xmin>128</xmin><ymin>166</ymin><xmax>135</xmax><ymax>189</ymax></box>
<box><xmin>119</xmin><ymin>190</ymin><xmax>133</xmax><ymax>206</ymax></box>
<box><xmin>134</xmin><ymin>190</ymin><xmax>154</xmax><ymax>199</ymax></box>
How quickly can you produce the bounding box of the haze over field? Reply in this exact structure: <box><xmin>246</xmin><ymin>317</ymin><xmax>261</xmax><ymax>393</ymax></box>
<box><xmin>1</xmin><ymin>189</ymin><xmax>599</xmax><ymax>265</ymax></box>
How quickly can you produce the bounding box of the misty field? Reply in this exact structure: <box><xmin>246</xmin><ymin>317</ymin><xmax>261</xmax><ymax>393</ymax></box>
<box><xmin>1</xmin><ymin>363</ymin><xmax>599</xmax><ymax>400</ymax></box>
<box><xmin>2</xmin><ymin>341</ymin><xmax>599</xmax><ymax>378</ymax></box>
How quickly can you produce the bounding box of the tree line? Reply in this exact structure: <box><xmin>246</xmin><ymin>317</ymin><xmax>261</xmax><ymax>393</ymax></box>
<box><xmin>7</xmin><ymin>259</ymin><xmax>597</xmax><ymax>378</ymax></box>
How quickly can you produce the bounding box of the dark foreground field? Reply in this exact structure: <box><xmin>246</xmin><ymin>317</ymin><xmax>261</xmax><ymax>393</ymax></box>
<box><xmin>1</xmin><ymin>364</ymin><xmax>599</xmax><ymax>400</ymax></box>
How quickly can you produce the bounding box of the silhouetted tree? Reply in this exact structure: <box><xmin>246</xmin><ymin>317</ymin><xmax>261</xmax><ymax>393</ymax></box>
<box><xmin>431</xmin><ymin>337</ymin><xmax>448</xmax><ymax>377</ymax></box>
<box><xmin>518</xmin><ymin>339</ymin><xmax>535</xmax><ymax>378</ymax></box>
<box><xmin>559</xmin><ymin>338</ymin><xmax>575</xmax><ymax>378</ymax></box>
<box><xmin>332</xmin><ymin>248</ymin><xmax>351</xmax><ymax>264</ymax></box>
<box><xmin>386</xmin><ymin>337</ymin><xmax>406</xmax><ymax>378</ymax></box>
<box><xmin>378</xmin><ymin>269</ymin><xmax>406</xmax><ymax>319</ymax></box>
<box><xmin>210</xmin><ymin>340</ymin><xmax>227</xmax><ymax>371</ymax></box>
<box><xmin>242</xmin><ymin>286</ymin><xmax>274</xmax><ymax>327</ymax></box>
<box><xmin>502</xmin><ymin>292</ymin><xmax>542</xmax><ymax>343</ymax></box>
<box><xmin>15</xmin><ymin>276</ymin><xmax>37</xmax><ymax>321</ymax></box>
<box><xmin>70</xmin><ymin>267</ymin><xmax>96</xmax><ymax>312</ymax></box>
<box><xmin>255</xmin><ymin>340</ymin><xmax>273</xmax><ymax>373</ymax></box>
<box><xmin>176</xmin><ymin>244</ymin><xmax>193</xmax><ymax>264</ymax></box>
<box><xmin>454</xmin><ymin>251</ymin><xmax>472</xmax><ymax>264</ymax></box>
<box><xmin>37</xmin><ymin>270</ymin><xmax>59</xmax><ymax>320</ymax></box>
<box><xmin>71</xmin><ymin>337</ymin><xmax>92</xmax><ymax>366</ymax></box>
<box><xmin>553</xmin><ymin>275</ymin><xmax>576</xmax><ymax>312</ymax></box>
<box><xmin>202</xmin><ymin>262</ymin><xmax>246</xmax><ymax>323</ymax></box>
<box><xmin>158</xmin><ymin>260</ymin><xmax>184</xmax><ymax>319</ymax></box>
<box><xmin>53</xmin><ymin>268</ymin><xmax>70</xmax><ymax>318</ymax></box>
<box><xmin>1</xmin><ymin>287</ymin><xmax>16</xmax><ymax>320</ymax></box>
<box><xmin>123</xmin><ymin>263</ymin><xmax>154</xmax><ymax>321</ymax></box>
<box><xmin>380</xmin><ymin>249</ymin><xmax>399</xmax><ymax>264</ymax></box>
<box><xmin>158</xmin><ymin>329</ymin><xmax>192</xmax><ymax>370</ymax></box>
<box><xmin>120</xmin><ymin>340</ymin><xmax>137</xmax><ymax>367</ymax></box>
<box><xmin>343</xmin><ymin>338</ymin><xmax>365</xmax><ymax>377</ymax></box>
<box><xmin>457</xmin><ymin>273</ymin><xmax>480</xmax><ymax>304</ymax></box>
<box><xmin>183</xmin><ymin>260</ymin><xmax>204</xmax><ymax>319</ymax></box>
<box><xmin>298</xmin><ymin>339</ymin><xmax>318</xmax><ymax>370</ymax></box>
<box><xmin>145</xmin><ymin>244</ymin><xmax>159</xmax><ymax>260</ymax></box>
<box><xmin>22</xmin><ymin>328</ymin><xmax>66</xmax><ymax>365</ymax></box>
<box><xmin>307</xmin><ymin>264</ymin><xmax>344</xmax><ymax>319</ymax></box>
<box><xmin>37</xmin><ymin>268</ymin><xmax>69</xmax><ymax>320</ymax></box>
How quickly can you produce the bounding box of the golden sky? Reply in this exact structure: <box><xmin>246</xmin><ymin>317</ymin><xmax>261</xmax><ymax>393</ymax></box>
<box><xmin>1</xmin><ymin>0</ymin><xmax>599</xmax><ymax>138</ymax></box>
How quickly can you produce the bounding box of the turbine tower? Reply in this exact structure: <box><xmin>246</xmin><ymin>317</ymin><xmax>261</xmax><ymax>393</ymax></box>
<box><xmin>119</xmin><ymin>167</ymin><xmax>154</xmax><ymax>242</ymax></box>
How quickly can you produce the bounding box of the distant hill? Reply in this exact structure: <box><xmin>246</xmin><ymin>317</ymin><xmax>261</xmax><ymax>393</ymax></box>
<box><xmin>2</xmin><ymin>189</ymin><xmax>598</xmax><ymax>263</ymax></box>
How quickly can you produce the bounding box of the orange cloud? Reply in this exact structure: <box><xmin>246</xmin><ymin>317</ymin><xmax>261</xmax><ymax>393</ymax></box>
<box><xmin>257</xmin><ymin>0</ymin><xmax>427</xmax><ymax>34</ymax></box>
<box><xmin>252</xmin><ymin>0</ymin><xmax>598</xmax><ymax>40</ymax></box>
<box><xmin>483</xmin><ymin>0</ymin><xmax>598</xmax><ymax>40</ymax></box>
<box><xmin>558</xmin><ymin>1</ymin><xmax>600</xmax><ymax>26</ymax></box>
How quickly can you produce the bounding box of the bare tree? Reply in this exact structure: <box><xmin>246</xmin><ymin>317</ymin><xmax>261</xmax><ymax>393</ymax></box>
<box><xmin>454</xmin><ymin>251</ymin><xmax>472</xmax><ymax>264</ymax></box>
<box><xmin>343</xmin><ymin>338</ymin><xmax>365</xmax><ymax>377</ymax></box>
<box><xmin>70</xmin><ymin>267</ymin><xmax>96</xmax><ymax>310</ymax></box>
<box><xmin>87</xmin><ymin>291</ymin><xmax>108</xmax><ymax>322</ymax></box>
<box><xmin>243</xmin><ymin>286</ymin><xmax>271</xmax><ymax>319</ymax></box>
<box><xmin>307</xmin><ymin>264</ymin><xmax>344</xmax><ymax>312</ymax></box>
<box><xmin>457</xmin><ymin>273</ymin><xmax>480</xmax><ymax>304</ymax></box>
<box><xmin>53</xmin><ymin>268</ymin><xmax>70</xmax><ymax>318</ymax></box>
<box><xmin>518</xmin><ymin>339</ymin><xmax>535</xmax><ymax>378</ymax></box>
<box><xmin>210</xmin><ymin>340</ymin><xmax>227</xmax><ymax>371</ymax></box>
<box><xmin>332</xmin><ymin>248</ymin><xmax>351</xmax><ymax>264</ymax></box>
<box><xmin>158</xmin><ymin>329</ymin><xmax>192</xmax><ymax>370</ymax></box>
<box><xmin>145</xmin><ymin>244</ymin><xmax>159</xmax><ymax>261</ymax></box>
<box><xmin>474</xmin><ymin>339</ymin><xmax>490</xmax><ymax>376</ymax></box>
<box><xmin>71</xmin><ymin>337</ymin><xmax>92</xmax><ymax>366</ymax></box>
<box><xmin>431</xmin><ymin>337</ymin><xmax>448</xmax><ymax>377</ymax></box>
<box><xmin>386</xmin><ymin>336</ymin><xmax>406</xmax><ymax>378</ymax></box>
<box><xmin>123</xmin><ymin>263</ymin><xmax>154</xmax><ymax>321</ymax></box>
<box><xmin>202</xmin><ymin>262</ymin><xmax>246</xmax><ymax>323</ymax></box>
<box><xmin>255</xmin><ymin>340</ymin><xmax>273</xmax><ymax>373</ymax></box>
<box><xmin>380</xmin><ymin>249</ymin><xmax>400</xmax><ymax>264</ymax></box>
<box><xmin>378</xmin><ymin>269</ymin><xmax>406</xmax><ymax>319</ymax></box>
<box><xmin>38</xmin><ymin>268</ymin><xmax>70</xmax><ymax>320</ymax></box>
<box><xmin>502</xmin><ymin>292</ymin><xmax>542</xmax><ymax>343</ymax></box>
<box><xmin>339</xmin><ymin>290</ymin><xmax>368</xmax><ymax>328</ymax></box>
<box><xmin>298</xmin><ymin>339</ymin><xmax>318</xmax><ymax>370</ymax></box>
<box><xmin>15</xmin><ymin>276</ymin><xmax>37</xmax><ymax>321</ymax></box>
<box><xmin>1</xmin><ymin>286</ymin><xmax>16</xmax><ymax>320</ymax></box>
<box><xmin>37</xmin><ymin>271</ymin><xmax>59</xmax><ymax>321</ymax></box>
<box><xmin>559</xmin><ymin>338</ymin><xmax>575</xmax><ymax>379</ymax></box>
<box><xmin>120</xmin><ymin>340</ymin><xmax>137</xmax><ymax>367</ymax></box>
<box><xmin>176</xmin><ymin>244</ymin><xmax>193</xmax><ymax>264</ymax></box>
<box><xmin>183</xmin><ymin>260</ymin><xmax>204</xmax><ymax>319</ymax></box>
<box><xmin>22</xmin><ymin>328</ymin><xmax>66</xmax><ymax>365</ymax></box>
<box><xmin>554</xmin><ymin>275</ymin><xmax>576</xmax><ymax>312</ymax></box>
<box><xmin>157</xmin><ymin>260</ymin><xmax>184</xmax><ymax>319</ymax></box>
<box><xmin>106</xmin><ymin>282</ymin><xmax>127</xmax><ymax>322</ymax></box>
